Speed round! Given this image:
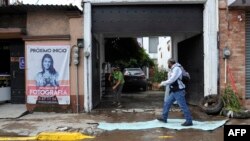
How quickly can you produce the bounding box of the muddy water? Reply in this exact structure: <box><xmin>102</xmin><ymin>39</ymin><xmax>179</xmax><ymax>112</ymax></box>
<box><xmin>91</xmin><ymin>118</ymin><xmax>250</xmax><ymax>141</ymax></box>
<box><xmin>92</xmin><ymin>91</ymin><xmax>247</xmax><ymax>141</ymax></box>
<box><xmin>87</xmin><ymin>109</ymin><xmax>225</xmax><ymax>141</ymax></box>
<box><xmin>1</xmin><ymin>91</ymin><xmax>250</xmax><ymax>141</ymax></box>
<box><xmin>88</xmin><ymin>105</ymin><xmax>250</xmax><ymax>141</ymax></box>
<box><xmin>85</xmin><ymin>128</ymin><xmax>223</xmax><ymax>141</ymax></box>
<box><xmin>87</xmin><ymin>92</ymin><xmax>226</xmax><ymax>141</ymax></box>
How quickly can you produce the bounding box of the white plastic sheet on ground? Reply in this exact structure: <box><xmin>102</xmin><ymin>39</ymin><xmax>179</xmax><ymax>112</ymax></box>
<box><xmin>98</xmin><ymin>119</ymin><xmax>228</xmax><ymax>131</ymax></box>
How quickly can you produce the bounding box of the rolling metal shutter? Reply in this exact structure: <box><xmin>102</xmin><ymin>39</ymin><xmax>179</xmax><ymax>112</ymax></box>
<box><xmin>246</xmin><ymin>12</ymin><xmax>250</xmax><ymax>98</ymax></box>
<box><xmin>92</xmin><ymin>4</ymin><xmax>203</xmax><ymax>36</ymax></box>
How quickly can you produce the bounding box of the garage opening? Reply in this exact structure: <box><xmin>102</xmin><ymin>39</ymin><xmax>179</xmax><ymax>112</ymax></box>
<box><xmin>99</xmin><ymin>37</ymin><xmax>167</xmax><ymax>109</ymax></box>
<box><xmin>104</xmin><ymin>37</ymin><xmax>151</xmax><ymax>91</ymax></box>
<box><xmin>91</xmin><ymin>4</ymin><xmax>204</xmax><ymax>109</ymax></box>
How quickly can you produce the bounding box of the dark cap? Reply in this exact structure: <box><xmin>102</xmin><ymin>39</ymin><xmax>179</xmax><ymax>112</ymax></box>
<box><xmin>115</xmin><ymin>66</ymin><xmax>120</xmax><ymax>70</ymax></box>
<box><xmin>112</xmin><ymin>65</ymin><xmax>120</xmax><ymax>70</ymax></box>
<box><xmin>168</xmin><ymin>58</ymin><xmax>176</xmax><ymax>64</ymax></box>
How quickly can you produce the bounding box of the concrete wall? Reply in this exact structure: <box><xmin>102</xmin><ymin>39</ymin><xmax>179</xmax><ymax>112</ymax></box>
<box><xmin>27</xmin><ymin>11</ymin><xmax>69</xmax><ymax>36</ymax></box>
<box><xmin>219</xmin><ymin>0</ymin><xmax>249</xmax><ymax>107</ymax></box>
<box><xmin>0</xmin><ymin>14</ymin><xmax>26</xmax><ymax>28</ymax></box>
<box><xmin>69</xmin><ymin>17</ymin><xmax>84</xmax><ymax>112</ymax></box>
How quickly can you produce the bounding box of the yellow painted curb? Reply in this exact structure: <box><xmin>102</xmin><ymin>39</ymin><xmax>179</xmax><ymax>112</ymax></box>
<box><xmin>159</xmin><ymin>135</ymin><xmax>174</xmax><ymax>139</ymax></box>
<box><xmin>37</xmin><ymin>132</ymin><xmax>94</xmax><ymax>140</ymax></box>
<box><xmin>0</xmin><ymin>132</ymin><xmax>95</xmax><ymax>141</ymax></box>
<box><xmin>0</xmin><ymin>136</ymin><xmax>36</xmax><ymax>141</ymax></box>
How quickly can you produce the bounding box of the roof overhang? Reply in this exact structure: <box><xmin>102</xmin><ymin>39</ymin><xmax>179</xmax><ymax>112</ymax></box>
<box><xmin>228</xmin><ymin>0</ymin><xmax>250</xmax><ymax>10</ymax></box>
<box><xmin>83</xmin><ymin>0</ymin><xmax>207</xmax><ymax>5</ymax></box>
<box><xmin>0</xmin><ymin>28</ymin><xmax>25</xmax><ymax>39</ymax></box>
<box><xmin>0</xmin><ymin>4</ymin><xmax>82</xmax><ymax>14</ymax></box>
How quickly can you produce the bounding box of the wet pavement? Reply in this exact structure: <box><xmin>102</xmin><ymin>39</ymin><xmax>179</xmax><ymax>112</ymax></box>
<box><xmin>0</xmin><ymin>90</ymin><xmax>250</xmax><ymax>141</ymax></box>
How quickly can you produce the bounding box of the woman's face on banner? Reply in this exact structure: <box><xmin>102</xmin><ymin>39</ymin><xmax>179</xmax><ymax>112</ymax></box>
<box><xmin>43</xmin><ymin>57</ymin><xmax>52</xmax><ymax>70</ymax></box>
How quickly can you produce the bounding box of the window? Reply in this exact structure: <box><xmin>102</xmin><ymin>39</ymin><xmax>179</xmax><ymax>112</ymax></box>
<box><xmin>149</xmin><ymin>37</ymin><xmax>158</xmax><ymax>53</ymax></box>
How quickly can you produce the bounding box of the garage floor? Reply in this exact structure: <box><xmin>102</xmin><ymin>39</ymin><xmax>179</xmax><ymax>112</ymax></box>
<box><xmin>97</xmin><ymin>90</ymin><xmax>165</xmax><ymax>109</ymax></box>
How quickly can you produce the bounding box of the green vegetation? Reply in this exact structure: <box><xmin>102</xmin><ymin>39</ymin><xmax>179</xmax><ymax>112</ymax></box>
<box><xmin>151</xmin><ymin>66</ymin><xmax>167</xmax><ymax>83</ymax></box>
<box><xmin>221</xmin><ymin>85</ymin><xmax>241</xmax><ymax>112</ymax></box>
<box><xmin>105</xmin><ymin>38</ymin><xmax>154</xmax><ymax>68</ymax></box>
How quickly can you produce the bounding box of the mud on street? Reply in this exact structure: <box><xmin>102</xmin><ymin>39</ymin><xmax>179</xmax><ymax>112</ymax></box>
<box><xmin>0</xmin><ymin>91</ymin><xmax>249</xmax><ymax>141</ymax></box>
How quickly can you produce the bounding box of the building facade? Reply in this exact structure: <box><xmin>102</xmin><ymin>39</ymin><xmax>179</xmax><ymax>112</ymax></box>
<box><xmin>1</xmin><ymin>0</ymin><xmax>250</xmax><ymax>113</ymax></box>
<box><xmin>0</xmin><ymin>4</ymin><xmax>84</xmax><ymax>112</ymax></box>
<box><xmin>219</xmin><ymin>0</ymin><xmax>250</xmax><ymax>108</ymax></box>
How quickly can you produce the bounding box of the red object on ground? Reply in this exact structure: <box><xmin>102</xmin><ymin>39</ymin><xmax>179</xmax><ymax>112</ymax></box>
<box><xmin>227</xmin><ymin>65</ymin><xmax>237</xmax><ymax>94</ymax></box>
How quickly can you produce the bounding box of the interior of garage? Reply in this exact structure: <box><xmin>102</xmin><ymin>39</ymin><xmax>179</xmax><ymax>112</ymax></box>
<box><xmin>91</xmin><ymin>4</ymin><xmax>204</xmax><ymax>109</ymax></box>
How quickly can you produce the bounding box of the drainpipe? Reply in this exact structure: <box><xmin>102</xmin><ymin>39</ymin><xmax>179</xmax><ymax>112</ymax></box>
<box><xmin>223</xmin><ymin>47</ymin><xmax>231</xmax><ymax>84</ymax></box>
<box><xmin>225</xmin><ymin>59</ymin><xmax>227</xmax><ymax>84</ymax></box>
<box><xmin>76</xmin><ymin>63</ymin><xmax>79</xmax><ymax>113</ymax></box>
<box><xmin>72</xmin><ymin>45</ymin><xmax>80</xmax><ymax>113</ymax></box>
<box><xmin>83</xmin><ymin>1</ymin><xmax>92</xmax><ymax>112</ymax></box>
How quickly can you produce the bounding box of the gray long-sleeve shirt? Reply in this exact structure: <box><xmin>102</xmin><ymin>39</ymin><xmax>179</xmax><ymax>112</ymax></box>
<box><xmin>160</xmin><ymin>63</ymin><xmax>185</xmax><ymax>89</ymax></box>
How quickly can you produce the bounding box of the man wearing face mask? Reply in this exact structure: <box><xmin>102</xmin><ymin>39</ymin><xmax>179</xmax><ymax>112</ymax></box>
<box><xmin>157</xmin><ymin>58</ymin><xmax>193</xmax><ymax>126</ymax></box>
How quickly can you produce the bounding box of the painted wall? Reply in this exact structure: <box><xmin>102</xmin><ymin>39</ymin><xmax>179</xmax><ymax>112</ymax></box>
<box><xmin>69</xmin><ymin>17</ymin><xmax>84</xmax><ymax>112</ymax></box>
<box><xmin>25</xmin><ymin>10</ymin><xmax>84</xmax><ymax>112</ymax></box>
<box><xmin>157</xmin><ymin>36</ymin><xmax>171</xmax><ymax>71</ymax></box>
<box><xmin>27</xmin><ymin>11</ymin><xmax>69</xmax><ymax>36</ymax></box>
<box><xmin>0</xmin><ymin>14</ymin><xmax>26</xmax><ymax>29</ymax></box>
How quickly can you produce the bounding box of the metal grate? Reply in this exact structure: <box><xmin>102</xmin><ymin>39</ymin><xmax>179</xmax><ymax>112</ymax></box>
<box><xmin>246</xmin><ymin>12</ymin><xmax>250</xmax><ymax>98</ymax></box>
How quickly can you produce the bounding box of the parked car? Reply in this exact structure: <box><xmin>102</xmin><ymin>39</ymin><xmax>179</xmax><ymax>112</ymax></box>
<box><xmin>123</xmin><ymin>68</ymin><xmax>147</xmax><ymax>91</ymax></box>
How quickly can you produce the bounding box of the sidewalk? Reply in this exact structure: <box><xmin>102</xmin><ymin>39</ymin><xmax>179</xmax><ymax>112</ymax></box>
<box><xmin>0</xmin><ymin>101</ymin><xmax>179</xmax><ymax>137</ymax></box>
<box><xmin>0</xmin><ymin>111</ymin><xmax>102</xmax><ymax>137</ymax></box>
<box><xmin>0</xmin><ymin>103</ymin><xmax>224</xmax><ymax>137</ymax></box>
<box><xmin>0</xmin><ymin>103</ymin><xmax>27</xmax><ymax>119</ymax></box>
<box><xmin>1</xmin><ymin>103</ymin><xmax>250</xmax><ymax>141</ymax></box>
<box><xmin>1</xmin><ymin>91</ymin><xmax>249</xmax><ymax>141</ymax></box>
<box><xmin>0</xmin><ymin>91</ymin><xmax>166</xmax><ymax>137</ymax></box>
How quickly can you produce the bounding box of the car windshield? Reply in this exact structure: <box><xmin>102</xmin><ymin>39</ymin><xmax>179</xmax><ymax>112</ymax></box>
<box><xmin>124</xmin><ymin>68</ymin><xmax>144</xmax><ymax>75</ymax></box>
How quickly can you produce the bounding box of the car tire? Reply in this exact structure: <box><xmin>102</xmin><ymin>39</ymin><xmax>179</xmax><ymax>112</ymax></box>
<box><xmin>199</xmin><ymin>94</ymin><xmax>224</xmax><ymax>115</ymax></box>
<box><xmin>142</xmin><ymin>86</ymin><xmax>147</xmax><ymax>91</ymax></box>
<box><xmin>221</xmin><ymin>109</ymin><xmax>250</xmax><ymax>119</ymax></box>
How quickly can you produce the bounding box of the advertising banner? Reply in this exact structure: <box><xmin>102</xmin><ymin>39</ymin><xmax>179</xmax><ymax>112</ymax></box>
<box><xmin>26</xmin><ymin>45</ymin><xmax>70</xmax><ymax>105</ymax></box>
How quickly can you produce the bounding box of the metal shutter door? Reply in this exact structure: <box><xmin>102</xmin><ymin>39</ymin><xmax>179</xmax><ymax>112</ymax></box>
<box><xmin>246</xmin><ymin>12</ymin><xmax>250</xmax><ymax>98</ymax></box>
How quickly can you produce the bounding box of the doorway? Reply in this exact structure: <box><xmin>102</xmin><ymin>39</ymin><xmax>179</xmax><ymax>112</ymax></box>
<box><xmin>178</xmin><ymin>34</ymin><xmax>204</xmax><ymax>105</ymax></box>
<box><xmin>84</xmin><ymin>1</ymin><xmax>219</xmax><ymax>111</ymax></box>
<box><xmin>0</xmin><ymin>40</ymin><xmax>25</xmax><ymax>104</ymax></box>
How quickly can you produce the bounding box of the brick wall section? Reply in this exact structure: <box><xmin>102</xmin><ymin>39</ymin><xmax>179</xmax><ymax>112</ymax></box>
<box><xmin>219</xmin><ymin>0</ymin><xmax>250</xmax><ymax>107</ymax></box>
